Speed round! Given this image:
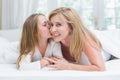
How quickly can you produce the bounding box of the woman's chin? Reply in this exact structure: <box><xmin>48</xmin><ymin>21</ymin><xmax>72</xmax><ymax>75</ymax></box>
<box><xmin>53</xmin><ymin>38</ymin><xmax>60</xmax><ymax>42</ymax></box>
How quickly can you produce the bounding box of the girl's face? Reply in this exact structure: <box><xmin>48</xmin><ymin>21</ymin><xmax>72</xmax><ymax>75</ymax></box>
<box><xmin>37</xmin><ymin>15</ymin><xmax>51</xmax><ymax>39</ymax></box>
<box><xmin>50</xmin><ymin>14</ymin><xmax>72</xmax><ymax>42</ymax></box>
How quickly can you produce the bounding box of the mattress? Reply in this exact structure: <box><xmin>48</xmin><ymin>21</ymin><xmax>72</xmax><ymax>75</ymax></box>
<box><xmin>0</xmin><ymin>59</ymin><xmax>120</xmax><ymax>80</ymax></box>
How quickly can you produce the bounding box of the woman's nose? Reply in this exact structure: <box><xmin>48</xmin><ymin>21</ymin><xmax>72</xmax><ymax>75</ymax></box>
<box><xmin>50</xmin><ymin>26</ymin><xmax>56</xmax><ymax>32</ymax></box>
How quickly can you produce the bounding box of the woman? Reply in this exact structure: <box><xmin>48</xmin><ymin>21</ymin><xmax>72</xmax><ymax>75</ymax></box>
<box><xmin>47</xmin><ymin>7</ymin><xmax>105</xmax><ymax>71</ymax></box>
<box><xmin>16</xmin><ymin>13</ymin><xmax>62</xmax><ymax>70</ymax></box>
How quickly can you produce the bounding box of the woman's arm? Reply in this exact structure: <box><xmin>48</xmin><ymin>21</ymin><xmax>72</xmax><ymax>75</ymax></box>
<box><xmin>82</xmin><ymin>37</ymin><xmax>105</xmax><ymax>71</ymax></box>
<box><xmin>46</xmin><ymin>39</ymin><xmax>105</xmax><ymax>71</ymax></box>
<box><xmin>46</xmin><ymin>55</ymin><xmax>105</xmax><ymax>71</ymax></box>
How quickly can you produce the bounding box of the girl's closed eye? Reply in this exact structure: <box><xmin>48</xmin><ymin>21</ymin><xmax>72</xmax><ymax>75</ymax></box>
<box><xmin>43</xmin><ymin>22</ymin><xmax>48</xmax><ymax>27</ymax></box>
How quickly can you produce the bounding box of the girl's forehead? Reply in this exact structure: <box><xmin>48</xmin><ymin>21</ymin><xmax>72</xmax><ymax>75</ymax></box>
<box><xmin>37</xmin><ymin>15</ymin><xmax>47</xmax><ymax>22</ymax></box>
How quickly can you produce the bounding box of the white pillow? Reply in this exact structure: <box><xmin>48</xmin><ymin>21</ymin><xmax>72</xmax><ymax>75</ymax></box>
<box><xmin>91</xmin><ymin>29</ymin><xmax>120</xmax><ymax>59</ymax></box>
<box><xmin>0</xmin><ymin>29</ymin><xmax>22</xmax><ymax>42</ymax></box>
<box><xmin>0</xmin><ymin>37</ymin><xmax>10</xmax><ymax>56</ymax></box>
<box><xmin>101</xmin><ymin>49</ymin><xmax>111</xmax><ymax>61</ymax></box>
<box><xmin>0</xmin><ymin>41</ymin><xmax>20</xmax><ymax>64</ymax></box>
<box><xmin>0</xmin><ymin>37</ymin><xmax>9</xmax><ymax>44</ymax></box>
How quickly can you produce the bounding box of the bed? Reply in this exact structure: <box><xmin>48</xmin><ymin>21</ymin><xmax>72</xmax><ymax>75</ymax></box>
<box><xmin>0</xmin><ymin>29</ymin><xmax>120</xmax><ymax>80</ymax></box>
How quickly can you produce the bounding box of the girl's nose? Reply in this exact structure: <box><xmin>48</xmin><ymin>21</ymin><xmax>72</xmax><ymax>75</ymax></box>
<box><xmin>47</xmin><ymin>25</ymin><xmax>51</xmax><ymax>29</ymax></box>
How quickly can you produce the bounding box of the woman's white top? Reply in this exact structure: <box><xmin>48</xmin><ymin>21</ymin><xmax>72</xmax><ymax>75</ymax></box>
<box><xmin>80</xmin><ymin>49</ymin><xmax>111</xmax><ymax>65</ymax></box>
<box><xmin>19</xmin><ymin>40</ymin><xmax>63</xmax><ymax>70</ymax></box>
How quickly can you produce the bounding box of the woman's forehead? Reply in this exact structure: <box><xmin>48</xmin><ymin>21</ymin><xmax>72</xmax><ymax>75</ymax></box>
<box><xmin>50</xmin><ymin>14</ymin><xmax>67</xmax><ymax>23</ymax></box>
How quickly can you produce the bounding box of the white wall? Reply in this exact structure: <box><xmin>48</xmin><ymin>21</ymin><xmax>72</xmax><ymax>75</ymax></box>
<box><xmin>0</xmin><ymin>0</ymin><xmax>2</xmax><ymax>29</ymax></box>
<box><xmin>1</xmin><ymin>0</ymin><xmax>40</xmax><ymax>29</ymax></box>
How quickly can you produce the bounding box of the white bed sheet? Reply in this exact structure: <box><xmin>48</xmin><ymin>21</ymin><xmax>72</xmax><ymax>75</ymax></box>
<box><xmin>0</xmin><ymin>59</ymin><xmax>120</xmax><ymax>80</ymax></box>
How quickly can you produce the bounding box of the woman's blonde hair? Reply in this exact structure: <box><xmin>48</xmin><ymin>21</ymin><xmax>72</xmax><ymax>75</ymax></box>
<box><xmin>16</xmin><ymin>13</ymin><xmax>44</xmax><ymax>68</ymax></box>
<box><xmin>49</xmin><ymin>7</ymin><xmax>102</xmax><ymax>63</ymax></box>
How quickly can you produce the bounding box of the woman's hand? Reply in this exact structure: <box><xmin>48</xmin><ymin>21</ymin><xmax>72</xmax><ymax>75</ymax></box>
<box><xmin>45</xmin><ymin>56</ymin><xmax>72</xmax><ymax>70</ymax></box>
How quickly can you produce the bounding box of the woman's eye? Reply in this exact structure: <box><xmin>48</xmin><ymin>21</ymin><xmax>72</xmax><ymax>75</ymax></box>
<box><xmin>56</xmin><ymin>23</ymin><xmax>61</xmax><ymax>27</ymax></box>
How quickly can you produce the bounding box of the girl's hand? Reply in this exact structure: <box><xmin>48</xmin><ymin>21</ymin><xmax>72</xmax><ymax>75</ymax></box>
<box><xmin>40</xmin><ymin>58</ymin><xmax>50</xmax><ymax>68</ymax></box>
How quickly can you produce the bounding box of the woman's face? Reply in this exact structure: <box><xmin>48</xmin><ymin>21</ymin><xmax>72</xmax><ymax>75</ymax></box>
<box><xmin>50</xmin><ymin>14</ymin><xmax>72</xmax><ymax>42</ymax></box>
<box><xmin>37</xmin><ymin>15</ymin><xmax>51</xmax><ymax>39</ymax></box>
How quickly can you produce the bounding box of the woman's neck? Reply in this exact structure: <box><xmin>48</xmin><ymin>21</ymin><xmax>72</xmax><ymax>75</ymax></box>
<box><xmin>61</xmin><ymin>42</ymin><xmax>76</xmax><ymax>62</ymax></box>
<box><xmin>61</xmin><ymin>36</ymin><xmax>76</xmax><ymax>62</ymax></box>
<box><xmin>61</xmin><ymin>36</ymin><xmax>70</xmax><ymax>47</ymax></box>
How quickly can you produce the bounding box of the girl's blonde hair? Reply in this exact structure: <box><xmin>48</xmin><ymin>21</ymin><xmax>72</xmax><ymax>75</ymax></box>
<box><xmin>49</xmin><ymin>7</ymin><xmax>102</xmax><ymax>63</ymax></box>
<box><xmin>16</xmin><ymin>13</ymin><xmax>44</xmax><ymax>68</ymax></box>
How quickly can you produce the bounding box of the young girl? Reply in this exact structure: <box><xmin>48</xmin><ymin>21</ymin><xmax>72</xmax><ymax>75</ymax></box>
<box><xmin>16</xmin><ymin>13</ymin><xmax>62</xmax><ymax>70</ymax></box>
